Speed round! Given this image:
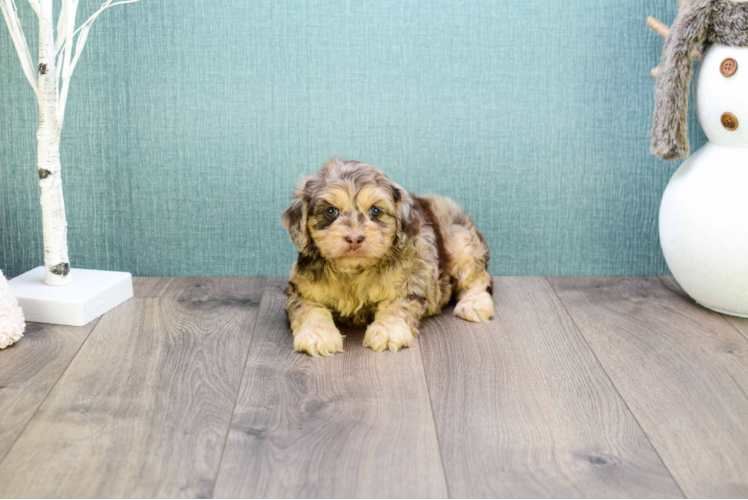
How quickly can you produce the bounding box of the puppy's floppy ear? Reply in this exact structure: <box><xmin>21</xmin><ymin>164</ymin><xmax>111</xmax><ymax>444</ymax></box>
<box><xmin>391</xmin><ymin>185</ymin><xmax>422</xmax><ymax>249</ymax></box>
<box><xmin>282</xmin><ymin>197</ymin><xmax>310</xmax><ymax>252</ymax></box>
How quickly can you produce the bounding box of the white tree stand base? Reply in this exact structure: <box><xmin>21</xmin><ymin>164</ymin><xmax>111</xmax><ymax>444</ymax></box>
<box><xmin>9</xmin><ymin>267</ymin><xmax>133</xmax><ymax>326</ymax></box>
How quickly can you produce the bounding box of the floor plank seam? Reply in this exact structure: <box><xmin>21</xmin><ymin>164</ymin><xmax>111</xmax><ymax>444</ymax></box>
<box><xmin>543</xmin><ymin>277</ymin><xmax>689</xmax><ymax>499</ymax></box>
<box><xmin>416</xmin><ymin>335</ymin><xmax>453</xmax><ymax>499</ymax></box>
<box><xmin>210</xmin><ymin>277</ymin><xmax>269</xmax><ymax>499</ymax></box>
<box><xmin>0</xmin><ymin>316</ymin><xmax>103</xmax><ymax>469</ymax></box>
<box><xmin>717</xmin><ymin>313</ymin><xmax>748</xmax><ymax>342</ymax></box>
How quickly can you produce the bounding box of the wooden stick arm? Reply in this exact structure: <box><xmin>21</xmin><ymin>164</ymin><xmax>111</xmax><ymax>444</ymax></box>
<box><xmin>647</xmin><ymin>16</ymin><xmax>670</xmax><ymax>39</ymax></box>
<box><xmin>647</xmin><ymin>3</ymin><xmax>703</xmax><ymax>79</ymax></box>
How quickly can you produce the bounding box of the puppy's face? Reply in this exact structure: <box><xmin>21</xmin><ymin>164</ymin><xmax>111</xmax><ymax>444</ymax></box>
<box><xmin>283</xmin><ymin>160</ymin><xmax>420</xmax><ymax>271</ymax></box>
<box><xmin>308</xmin><ymin>183</ymin><xmax>397</xmax><ymax>269</ymax></box>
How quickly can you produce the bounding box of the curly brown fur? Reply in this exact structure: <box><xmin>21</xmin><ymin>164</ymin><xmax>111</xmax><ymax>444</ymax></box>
<box><xmin>281</xmin><ymin>158</ymin><xmax>493</xmax><ymax>356</ymax></box>
<box><xmin>652</xmin><ymin>0</ymin><xmax>748</xmax><ymax>160</ymax></box>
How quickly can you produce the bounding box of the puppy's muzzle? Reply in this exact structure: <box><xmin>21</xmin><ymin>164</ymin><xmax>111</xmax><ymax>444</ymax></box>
<box><xmin>344</xmin><ymin>233</ymin><xmax>365</xmax><ymax>250</ymax></box>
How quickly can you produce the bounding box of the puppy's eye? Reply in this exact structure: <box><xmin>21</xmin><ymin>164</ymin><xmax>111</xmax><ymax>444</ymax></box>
<box><xmin>370</xmin><ymin>207</ymin><xmax>383</xmax><ymax>217</ymax></box>
<box><xmin>325</xmin><ymin>207</ymin><xmax>339</xmax><ymax>218</ymax></box>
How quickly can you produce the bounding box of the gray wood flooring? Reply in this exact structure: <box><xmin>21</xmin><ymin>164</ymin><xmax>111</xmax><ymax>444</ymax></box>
<box><xmin>1</xmin><ymin>277</ymin><xmax>747</xmax><ymax>498</ymax></box>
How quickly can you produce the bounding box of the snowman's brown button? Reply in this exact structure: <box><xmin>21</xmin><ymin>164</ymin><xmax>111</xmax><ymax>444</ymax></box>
<box><xmin>721</xmin><ymin>112</ymin><xmax>739</xmax><ymax>131</ymax></box>
<box><xmin>720</xmin><ymin>58</ymin><xmax>738</xmax><ymax>77</ymax></box>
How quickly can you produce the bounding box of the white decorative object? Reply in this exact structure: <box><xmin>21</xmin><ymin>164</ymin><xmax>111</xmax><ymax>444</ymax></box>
<box><xmin>0</xmin><ymin>270</ymin><xmax>25</xmax><ymax>348</ymax></box>
<box><xmin>9</xmin><ymin>267</ymin><xmax>133</xmax><ymax>326</ymax></box>
<box><xmin>659</xmin><ymin>43</ymin><xmax>748</xmax><ymax>317</ymax></box>
<box><xmin>2</xmin><ymin>0</ymin><xmax>139</xmax><ymax>286</ymax></box>
<box><xmin>1</xmin><ymin>0</ymin><xmax>138</xmax><ymax>324</ymax></box>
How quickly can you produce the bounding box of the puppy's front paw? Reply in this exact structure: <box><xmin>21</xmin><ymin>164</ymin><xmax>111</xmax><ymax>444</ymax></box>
<box><xmin>455</xmin><ymin>291</ymin><xmax>494</xmax><ymax>323</ymax></box>
<box><xmin>363</xmin><ymin>318</ymin><xmax>414</xmax><ymax>353</ymax></box>
<box><xmin>293</xmin><ymin>322</ymin><xmax>344</xmax><ymax>357</ymax></box>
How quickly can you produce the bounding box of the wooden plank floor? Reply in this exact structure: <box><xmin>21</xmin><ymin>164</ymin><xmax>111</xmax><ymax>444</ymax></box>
<box><xmin>0</xmin><ymin>278</ymin><xmax>265</xmax><ymax>498</ymax></box>
<box><xmin>0</xmin><ymin>319</ymin><xmax>100</xmax><ymax>462</ymax></box>
<box><xmin>419</xmin><ymin>277</ymin><xmax>681</xmax><ymax>498</ymax></box>
<box><xmin>213</xmin><ymin>278</ymin><xmax>447</xmax><ymax>498</ymax></box>
<box><xmin>549</xmin><ymin>277</ymin><xmax>748</xmax><ymax>498</ymax></box>
<box><xmin>0</xmin><ymin>276</ymin><xmax>746</xmax><ymax>498</ymax></box>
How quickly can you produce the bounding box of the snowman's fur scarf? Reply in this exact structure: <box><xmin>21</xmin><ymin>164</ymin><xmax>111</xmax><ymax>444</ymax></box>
<box><xmin>652</xmin><ymin>0</ymin><xmax>748</xmax><ymax>160</ymax></box>
<box><xmin>0</xmin><ymin>270</ymin><xmax>25</xmax><ymax>349</ymax></box>
<box><xmin>281</xmin><ymin>158</ymin><xmax>493</xmax><ymax>356</ymax></box>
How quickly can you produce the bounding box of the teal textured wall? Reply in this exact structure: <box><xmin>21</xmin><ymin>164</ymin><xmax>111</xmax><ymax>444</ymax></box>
<box><xmin>0</xmin><ymin>0</ymin><xmax>706</xmax><ymax>277</ymax></box>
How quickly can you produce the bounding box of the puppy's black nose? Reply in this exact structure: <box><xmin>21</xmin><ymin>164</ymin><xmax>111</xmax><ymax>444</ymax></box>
<box><xmin>344</xmin><ymin>234</ymin><xmax>365</xmax><ymax>245</ymax></box>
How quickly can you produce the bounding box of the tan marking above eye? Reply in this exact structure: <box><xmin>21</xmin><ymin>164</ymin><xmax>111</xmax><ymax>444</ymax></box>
<box><xmin>319</xmin><ymin>187</ymin><xmax>354</xmax><ymax>211</ymax></box>
<box><xmin>356</xmin><ymin>185</ymin><xmax>395</xmax><ymax>213</ymax></box>
<box><xmin>362</xmin><ymin>201</ymin><xmax>385</xmax><ymax>210</ymax></box>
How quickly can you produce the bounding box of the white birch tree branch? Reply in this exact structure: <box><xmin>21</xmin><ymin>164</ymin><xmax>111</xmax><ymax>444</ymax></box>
<box><xmin>53</xmin><ymin>0</ymin><xmax>72</xmax><ymax>107</ymax></box>
<box><xmin>73</xmin><ymin>0</ymin><xmax>139</xmax><ymax>39</ymax></box>
<box><xmin>27</xmin><ymin>0</ymin><xmax>39</xmax><ymax>17</ymax></box>
<box><xmin>55</xmin><ymin>0</ymin><xmax>139</xmax><ymax>132</ymax></box>
<box><xmin>0</xmin><ymin>0</ymin><xmax>38</xmax><ymax>94</ymax></box>
<box><xmin>55</xmin><ymin>0</ymin><xmax>77</xmax><ymax>132</ymax></box>
<box><xmin>70</xmin><ymin>0</ymin><xmax>139</xmax><ymax>71</ymax></box>
<box><xmin>54</xmin><ymin>34</ymin><xmax>63</xmax><ymax>106</ymax></box>
<box><xmin>54</xmin><ymin>0</ymin><xmax>69</xmax><ymax>54</ymax></box>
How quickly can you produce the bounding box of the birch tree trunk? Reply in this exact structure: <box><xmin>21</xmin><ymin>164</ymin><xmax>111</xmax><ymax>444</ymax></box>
<box><xmin>37</xmin><ymin>0</ymin><xmax>71</xmax><ymax>285</ymax></box>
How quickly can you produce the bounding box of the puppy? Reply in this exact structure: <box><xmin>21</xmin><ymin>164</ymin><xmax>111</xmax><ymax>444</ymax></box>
<box><xmin>282</xmin><ymin>158</ymin><xmax>493</xmax><ymax>356</ymax></box>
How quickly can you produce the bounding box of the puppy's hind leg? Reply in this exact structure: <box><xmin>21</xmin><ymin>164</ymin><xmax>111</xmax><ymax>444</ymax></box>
<box><xmin>454</xmin><ymin>273</ymin><xmax>494</xmax><ymax>323</ymax></box>
<box><xmin>452</xmin><ymin>246</ymin><xmax>494</xmax><ymax>322</ymax></box>
<box><xmin>434</xmin><ymin>198</ymin><xmax>494</xmax><ymax>323</ymax></box>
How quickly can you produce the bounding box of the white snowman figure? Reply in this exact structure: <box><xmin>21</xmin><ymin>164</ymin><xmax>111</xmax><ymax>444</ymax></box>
<box><xmin>659</xmin><ymin>43</ymin><xmax>748</xmax><ymax>317</ymax></box>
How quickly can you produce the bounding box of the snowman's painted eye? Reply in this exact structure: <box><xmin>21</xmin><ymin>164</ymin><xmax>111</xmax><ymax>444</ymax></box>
<box><xmin>370</xmin><ymin>207</ymin><xmax>383</xmax><ymax>218</ymax></box>
<box><xmin>325</xmin><ymin>207</ymin><xmax>339</xmax><ymax>218</ymax></box>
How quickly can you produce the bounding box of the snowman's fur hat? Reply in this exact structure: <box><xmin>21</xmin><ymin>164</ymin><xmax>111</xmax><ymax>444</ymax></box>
<box><xmin>652</xmin><ymin>0</ymin><xmax>748</xmax><ymax>160</ymax></box>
